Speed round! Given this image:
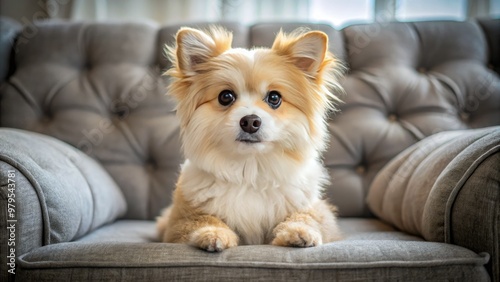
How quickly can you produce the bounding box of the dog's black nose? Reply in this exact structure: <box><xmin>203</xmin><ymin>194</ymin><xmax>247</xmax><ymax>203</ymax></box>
<box><xmin>240</xmin><ymin>114</ymin><xmax>261</xmax><ymax>134</ymax></box>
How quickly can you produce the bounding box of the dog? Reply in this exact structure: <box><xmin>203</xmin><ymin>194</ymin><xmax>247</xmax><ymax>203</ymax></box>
<box><xmin>157</xmin><ymin>26</ymin><xmax>344</xmax><ymax>252</ymax></box>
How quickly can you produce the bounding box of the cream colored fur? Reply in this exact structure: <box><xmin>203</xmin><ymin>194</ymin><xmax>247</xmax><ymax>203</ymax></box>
<box><xmin>157</xmin><ymin>26</ymin><xmax>344</xmax><ymax>252</ymax></box>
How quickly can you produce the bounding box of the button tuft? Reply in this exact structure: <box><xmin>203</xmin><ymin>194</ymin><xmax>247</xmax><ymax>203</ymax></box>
<box><xmin>388</xmin><ymin>114</ymin><xmax>398</xmax><ymax>122</ymax></box>
<box><xmin>356</xmin><ymin>166</ymin><xmax>365</xmax><ymax>174</ymax></box>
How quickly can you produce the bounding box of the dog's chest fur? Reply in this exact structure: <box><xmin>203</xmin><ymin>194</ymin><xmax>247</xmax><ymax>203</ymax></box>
<box><xmin>179</xmin><ymin>159</ymin><xmax>324</xmax><ymax>245</ymax></box>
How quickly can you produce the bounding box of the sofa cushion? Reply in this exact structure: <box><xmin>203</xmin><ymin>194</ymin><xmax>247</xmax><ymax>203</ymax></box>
<box><xmin>322</xmin><ymin>21</ymin><xmax>500</xmax><ymax>217</ymax></box>
<box><xmin>367</xmin><ymin>126</ymin><xmax>500</xmax><ymax>280</ymax></box>
<box><xmin>17</xmin><ymin>219</ymin><xmax>489</xmax><ymax>281</ymax></box>
<box><xmin>0</xmin><ymin>128</ymin><xmax>126</xmax><ymax>246</ymax></box>
<box><xmin>73</xmin><ymin>218</ymin><xmax>424</xmax><ymax>244</ymax></box>
<box><xmin>0</xmin><ymin>21</ymin><xmax>183</xmax><ymax>220</ymax></box>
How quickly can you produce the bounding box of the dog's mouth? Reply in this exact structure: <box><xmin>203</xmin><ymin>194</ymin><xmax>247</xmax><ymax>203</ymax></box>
<box><xmin>236</xmin><ymin>133</ymin><xmax>261</xmax><ymax>143</ymax></box>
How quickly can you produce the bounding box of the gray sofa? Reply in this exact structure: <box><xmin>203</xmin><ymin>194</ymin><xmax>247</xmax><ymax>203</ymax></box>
<box><xmin>0</xmin><ymin>17</ymin><xmax>499</xmax><ymax>281</ymax></box>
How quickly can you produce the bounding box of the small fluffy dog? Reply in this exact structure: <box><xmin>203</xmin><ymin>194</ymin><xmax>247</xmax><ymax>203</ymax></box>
<box><xmin>157</xmin><ymin>26</ymin><xmax>343</xmax><ymax>252</ymax></box>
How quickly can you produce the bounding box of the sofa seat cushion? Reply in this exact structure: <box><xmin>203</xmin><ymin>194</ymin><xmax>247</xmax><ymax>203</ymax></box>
<box><xmin>17</xmin><ymin>220</ymin><xmax>489</xmax><ymax>281</ymax></box>
<box><xmin>73</xmin><ymin>219</ymin><xmax>424</xmax><ymax>243</ymax></box>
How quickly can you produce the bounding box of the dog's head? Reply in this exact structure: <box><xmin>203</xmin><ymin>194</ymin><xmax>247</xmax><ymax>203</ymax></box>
<box><xmin>166</xmin><ymin>26</ymin><xmax>343</xmax><ymax>173</ymax></box>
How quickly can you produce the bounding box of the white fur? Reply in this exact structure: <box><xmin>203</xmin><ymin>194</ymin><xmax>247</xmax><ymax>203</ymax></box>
<box><xmin>179</xmin><ymin>154</ymin><xmax>328</xmax><ymax>245</ymax></box>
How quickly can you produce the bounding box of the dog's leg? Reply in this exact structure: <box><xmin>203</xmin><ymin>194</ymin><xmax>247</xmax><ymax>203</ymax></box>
<box><xmin>271</xmin><ymin>200</ymin><xmax>341</xmax><ymax>247</ymax></box>
<box><xmin>160</xmin><ymin>189</ymin><xmax>239</xmax><ymax>252</ymax></box>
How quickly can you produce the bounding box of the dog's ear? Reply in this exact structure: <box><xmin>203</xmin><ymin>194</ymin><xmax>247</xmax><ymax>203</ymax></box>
<box><xmin>272</xmin><ymin>30</ymin><xmax>328</xmax><ymax>78</ymax></box>
<box><xmin>174</xmin><ymin>27</ymin><xmax>232</xmax><ymax>75</ymax></box>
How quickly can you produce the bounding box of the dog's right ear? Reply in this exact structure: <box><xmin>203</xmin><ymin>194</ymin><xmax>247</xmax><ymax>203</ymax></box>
<box><xmin>174</xmin><ymin>27</ymin><xmax>232</xmax><ymax>75</ymax></box>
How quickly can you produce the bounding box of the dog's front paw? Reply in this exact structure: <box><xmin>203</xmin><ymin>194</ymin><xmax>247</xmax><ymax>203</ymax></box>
<box><xmin>189</xmin><ymin>226</ymin><xmax>239</xmax><ymax>252</ymax></box>
<box><xmin>272</xmin><ymin>223</ymin><xmax>322</xmax><ymax>248</ymax></box>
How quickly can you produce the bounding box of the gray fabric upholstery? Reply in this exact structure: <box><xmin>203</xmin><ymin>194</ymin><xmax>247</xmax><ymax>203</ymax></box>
<box><xmin>0</xmin><ymin>17</ymin><xmax>499</xmax><ymax>281</ymax></box>
<box><xmin>17</xmin><ymin>242</ymin><xmax>489</xmax><ymax>281</ymax></box>
<box><xmin>324</xmin><ymin>20</ymin><xmax>500</xmax><ymax>217</ymax></box>
<box><xmin>76</xmin><ymin>220</ymin><xmax>158</xmax><ymax>243</ymax></box>
<box><xmin>16</xmin><ymin>219</ymin><xmax>489</xmax><ymax>281</ymax></box>
<box><xmin>368</xmin><ymin>126</ymin><xmax>500</xmax><ymax>280</ymax></box>
<box><xmin>0</xmin><ymin>161</ymin><xmax>43</xmax><ymax>271</ymax></box>
<box><xmin>73</xmin><ymin>219</ymin><xmax>424</xmax><ymax>244</ymax></box>
<box><xmin>1</xmin><ymin>21</ymin><xmax>188</xmax><ymax>220</ymax></box>
<box><xmin>0</xmin><ymin>128</ymin><xmax>126</xmax><ymax>246</ymax></box>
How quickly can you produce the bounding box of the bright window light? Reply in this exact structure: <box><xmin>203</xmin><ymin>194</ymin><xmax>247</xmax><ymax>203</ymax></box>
<box><xmin>491</xmin><ymin>0</ymin><xmax>500</xmax><ymax>17</ymax></box>
<box><xmin>396</xmin><ymin>0</ymin><xmax>467</xmax><ymax>21</ymax></box>
<box><xmin>309</xmin><ymin>0</ymin><xmax>374</xmax><ymax>28</ymax></box>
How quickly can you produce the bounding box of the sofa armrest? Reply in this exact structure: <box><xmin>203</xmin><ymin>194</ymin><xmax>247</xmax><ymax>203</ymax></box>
<box><xmin>367</xmin><ymin>126</ymin><xmax>499</xmax><ymax>281</ymax></box>
<box><xmin>0</xmin><ymin>129</ymin><xmax>127</xmax><ymax>258</ymax></box>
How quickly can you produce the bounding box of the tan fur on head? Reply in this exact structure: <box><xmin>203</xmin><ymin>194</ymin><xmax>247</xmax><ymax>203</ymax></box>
<box><xmin>158</xmin><ymin>26</ymin><xmax>343</xmax><ymax>251</ymax></box>
<box><xmin>167</xmin><ymin>27</ymin><xmax>233</xmax><ymax>78</ymax></box>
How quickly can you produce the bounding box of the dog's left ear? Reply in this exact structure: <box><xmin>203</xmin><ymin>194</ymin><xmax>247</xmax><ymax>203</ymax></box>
<box><xmin>174</xmin><ymin>27</ymin><xmax>232</xmax><ymax>75</ymax></box>
<box><xmin>272</xmin><ymin>30</ymin><xmax>328</xmax><ymax>78</ymax></box>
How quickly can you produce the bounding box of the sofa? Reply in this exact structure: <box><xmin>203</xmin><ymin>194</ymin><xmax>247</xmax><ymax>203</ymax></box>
<box><xmin>0</xmin><ymin>17</ymin><xmax>499</xmax><ymax>281</ymax></box>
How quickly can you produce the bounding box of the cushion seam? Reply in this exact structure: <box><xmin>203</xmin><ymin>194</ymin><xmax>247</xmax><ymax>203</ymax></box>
<box><xmin>17</xmin><ymin>255</ymin><xmax>490</xmax><ymax>270</ymax></box>
<box><xmin>0</xmin><ymin>154</ymin><xmax>51</xmax><ymax>246</ymax></box>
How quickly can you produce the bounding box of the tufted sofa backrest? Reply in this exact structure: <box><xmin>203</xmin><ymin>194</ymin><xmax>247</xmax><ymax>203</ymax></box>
<box><xmin>1</xmin><ymin>19</ymin><xmax>499</xmax><ymax>219</ymax></box>
<box><xmin>328</xmin><ymin>20</ymin><xmax>499</xmax><ymax>216</ymax></box>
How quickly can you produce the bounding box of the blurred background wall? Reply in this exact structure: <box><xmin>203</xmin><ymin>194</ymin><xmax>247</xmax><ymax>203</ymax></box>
<box><xmin>1</xmin><ymin>0</ymin><xmax>499</xmax><ymax>28</ymax></box>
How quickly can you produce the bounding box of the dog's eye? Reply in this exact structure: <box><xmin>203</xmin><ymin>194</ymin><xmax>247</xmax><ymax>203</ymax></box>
<box><xmin>218</xmin><ymin>90</ymin><xmax>236</xmax><ymax>106</ymax></box>
<box><xmin>265</xmin><ymin>91</ymin><xmax>282</xmax><ymax>109</ymax></box>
